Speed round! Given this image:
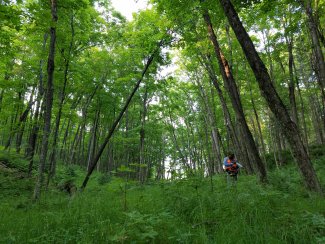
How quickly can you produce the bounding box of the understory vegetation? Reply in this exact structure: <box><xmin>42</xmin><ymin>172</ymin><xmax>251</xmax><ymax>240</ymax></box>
<box><xmin>1</xmin><ymin>146</ymin><xmax>324</xmax><ymax>243</ymax></box>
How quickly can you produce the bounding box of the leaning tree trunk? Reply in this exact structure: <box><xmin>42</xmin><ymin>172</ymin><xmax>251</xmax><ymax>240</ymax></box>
<box><xmin>202</xmin><ymin>10</ymin><xmax>264</xmax><ymax>180</ymax></box>
<box><xmin>81</xmin><ymin>42</ymin><xmax>162</xmax><ymax>190</ymax></box>
<box><xmin>301</xmin><ymin>0</ymin><xmax>325</xmax><ymax>89</ymax></box>
<box><xmin>301</xmin><ymin>0</ymin><xmax>325</xmax><ymax>139</ymax></box>
<box><xmin>219</xmin><ymin>0</ymin><xmax>322</xmax><ymax>192</ymax></box>
<box><xmin>33</xmin><ymin>0</ymin><xmax>57</xmax><ymax>200</ymax></box>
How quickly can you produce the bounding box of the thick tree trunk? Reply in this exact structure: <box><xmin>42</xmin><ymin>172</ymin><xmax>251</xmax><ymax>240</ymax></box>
<box><xmin>33</xmin><ymin>0</ymin><xmax>57</xmax><ymax>200</ymax></box>
<box><xmin>219</xmin><ymin>0</ymin><xmax>322</xmax><ymax>192</ymax></box>
<box><xmin>203</xmin><ymin>11</ymin><xmax>264</xmax><ymax>179</ymax></box>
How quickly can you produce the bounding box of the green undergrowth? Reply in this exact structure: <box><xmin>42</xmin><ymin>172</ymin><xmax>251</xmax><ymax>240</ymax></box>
<box><xmin>0</xmin><ymin>150</ymin><xmax>325</xmax><ymax>243</ymax></box>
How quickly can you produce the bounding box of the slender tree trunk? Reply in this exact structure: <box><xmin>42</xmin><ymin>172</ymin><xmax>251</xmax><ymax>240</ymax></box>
<box><xmin>59</xmin><ymin>97</ymin><xmax>81</xmax><ymax>162</ymax></box>
<box><xmin>0</xmin><ymin>89</ymin><xmax>4</xmax><ymax>113</ymax></box>
<box><xmin>139</xmin><ymin>88</ymin><xmax>148</xmax><ymax>183</ymax></box>
<box><xmin>201</xmin><ymin>55</ymin><xmax>251</xmax><ymax>172</ymax></box>
<box><xmin>293</xmin><ymin>59</ymin><xmax>309</xmax><ymax>148</ymax></box>
<box><xmin>302</xmin><ymin>0</ymin><xmax>325</xmax><ymax>139</ymax></box>
<box><xmin>15</xmin><ymin>87</ymin><xmax>36</xmax><ymax>153</ymax></box>
<box><xmin>286</xmin><ymin>38</ymin><xmax>299</xmax><ymax>125</ymax></box>
<box><xmin>5</xmin><ymin>91</ymin><xmax>23</xmax><ymax>150</ymax></box>
<box><xmin>47</xmin><ymin>13</ymin><xmax>75</xmax><ymax>185</ymax></box>
<box><xmin>69</xmin><ymin>124</ymin><xmax>80</xmax><ymax>163</ymax></box>
<box><xmin>69</xmin><ymin>88</ymin><xmax>98</xmax><ymax>164</ymax></box>
<box><xmin>219</xmin><ymin>0</ymin><xmax>322</xmax><ymax>192</ymax></box>
<box><xmin>301</xmin><ymin>0</ymin><xmax>325</xmax><ymax>88</ymax></box>
<box><xmin>167</xmin><ymin>107</ymin><xmax>191</xmax><ymax>171</ymax></box>
<box><xmin>249</xmin><ymin>84</ymin><xmax>267</xmax><ymax>162</ymax></box>
<box><xmin>81</xmin><ymin>42</ymin><xmax>162</xmax><ymax>190</ymax></box>
<box><xmin>26</xmin><ymin>33</ymin><xmax>48</xmax><ymax>175</ymax></box>
<box><xmin>203</xmin><ymin>10</ymin><xmax>264</xmax><ymax>179</ymax></box>
<box><xmin>33</xmin><ymin>0</ymin><xmax>57</xmax><ymax>200</ymax></box>
<box><xmin>87</xmin><ymin>109</ymin><xmax>100</xmax><ymax>171</ymax></box>
<box><xmin>197</xmin><ymin>81</ymin><xmax>222</xmax><ymax>172</ymax></box>
<box><xmin>310</xmin><ymin>97</ymin><xmax>324</xmax><ymax>144</ymax></box>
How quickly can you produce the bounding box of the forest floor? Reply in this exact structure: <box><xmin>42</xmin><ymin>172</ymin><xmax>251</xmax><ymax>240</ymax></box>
<box><xmin>0</xmin><ymin>146</ymin><xmax>325</xmax><ymax>243</ymax></box>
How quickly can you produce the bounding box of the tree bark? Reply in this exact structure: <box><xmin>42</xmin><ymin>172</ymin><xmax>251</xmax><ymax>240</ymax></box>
<box><xmin>286</xmin><ymin>38</ymin><xmax>299</xmax><ymax>125</ymax></box>
<box><xmin>33</xmin><ymin>0</ymin><xmax>57</xmax><ymax>200</ymax></box>
<box><xmin>139</xmin><ymin>87</ymin><xmax>148</xmax><ymax>183</ymax></box>
<box><xmin>197</xmin><ymin>80</ymin><xmax>222</xmax><ymax>172</ymax></box>
<box><xmin>26</xmin><ymin>41</ymin><xmax>47</xmax><ymax>175</ymax></box>
<box><xmin>219</xmin><ymin>0</ymin><xmax>322</xmax><ymax>192</ymax></box>
<box><xmin>203</xmin><ymin>11</ymin><xmax>264</xmax><ymax>179</ymax></box>
<box><xmin>201</xmin><ymin>55</ymin><xmax>251</xmax><ymax>172</ymax></box>
<box><xmin>249</xmin><ymin>84</ymin><xmax>266</xmax><ymax>162</ymax></box>
<box><xmin>47</xmin><ymin>13</ymin><xmax>75</xmax><ymax>185</ymax></box>
<box><xmin>81</xmin><ymin>42</ymin><xmax>162</xmax><ymax>190</ymax></box>
<box><xmin>0</xmin><ymin>89</ymin><xmax>4</xmax><ymax>113</ymax></box>
<box><xmin>301</xmin><ymin>0</ymin><xmax>325</xmax><ymax>88</ymax></box>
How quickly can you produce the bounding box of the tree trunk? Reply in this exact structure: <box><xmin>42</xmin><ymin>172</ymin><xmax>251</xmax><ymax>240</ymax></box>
<box><xmin>197</xmin><ymin>80</ymin><xmax>222</xmax><ymax>172</ymax></box>
<box><xmin>302</xmin><ymin>0</ymin><xmax>325</xmax><ymax>88</ymax></box>
<box><xmin>293</xmin><ymin>58</ymin><xmax>309</xmax><ymax>148</ymax></box>
<box><xmin>15</xmin><ymin>87</ymin><xmax>36</xmax><ymax>153</ymax></box>
<box><xmin>286</xmin><ymin>38</ymin><xmax>299</xmax><ymax>125</ymax></box>
<box><xmin>33</xmin><ymin>0</ymin><xmax>57</xmax><ymax>200</ymax></box>
<box><xmin>87</xmin><ymin>109</ymin><xmax>100</xmax><ymax>171</ymax></box>
<box><xmin>203</xmin><ymin>10</ymin><xmax>264</xmax><ymax>179</ymax></box>
<box><xmin>219</xmin><ymin>0</ymin><xmax>322</xmax><ymax>192</ymax></box>
<box><xmin>0</xmin><ymin>89</ymin><xmax>4</xmax><ymax>113</ymax></box>
<box><xmin>249</xmin><ymin>84</ymin><xmax>266</xmax><ymax>162</ymax></box>
<box><xmin>201</xmin><ymin>55</ymin><xmax>251</xmax><ymax>172</ymax></box>
<box><xmin>139</xmin><ymin>88</ymin><xmax>148</xmax><ymax>183</ymax></box>
<box><xmin>302</xmin><ymin>0</ymin><xmax>325</xmax><ymax>140</ymax></box>
<box><xmin>81</xmin><ymin>42</ymin><xmax>162</xmax><ymax>190</ymax></box>
<box><xmin>47</xmin><ymin>13</ymin><xmax>75</xmax><ymax>185</ymax></box>
<box><xmin>26</xmin><ymin>33</ymin><xmax>48</xmax><ymax>176</ymax></box>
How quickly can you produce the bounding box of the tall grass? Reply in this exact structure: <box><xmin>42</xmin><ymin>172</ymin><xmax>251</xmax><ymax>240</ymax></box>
<box><xmin>0</xmin><ymin>150</ymin><xmax>324</xmax><ymax>243</ymax></box>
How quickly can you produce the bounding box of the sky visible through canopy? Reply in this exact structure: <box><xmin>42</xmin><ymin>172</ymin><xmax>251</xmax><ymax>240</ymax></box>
<box><xmin>111</xmin><ymin>0</ymin><xmax>149</xmax><ymax>20</ymax></box>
